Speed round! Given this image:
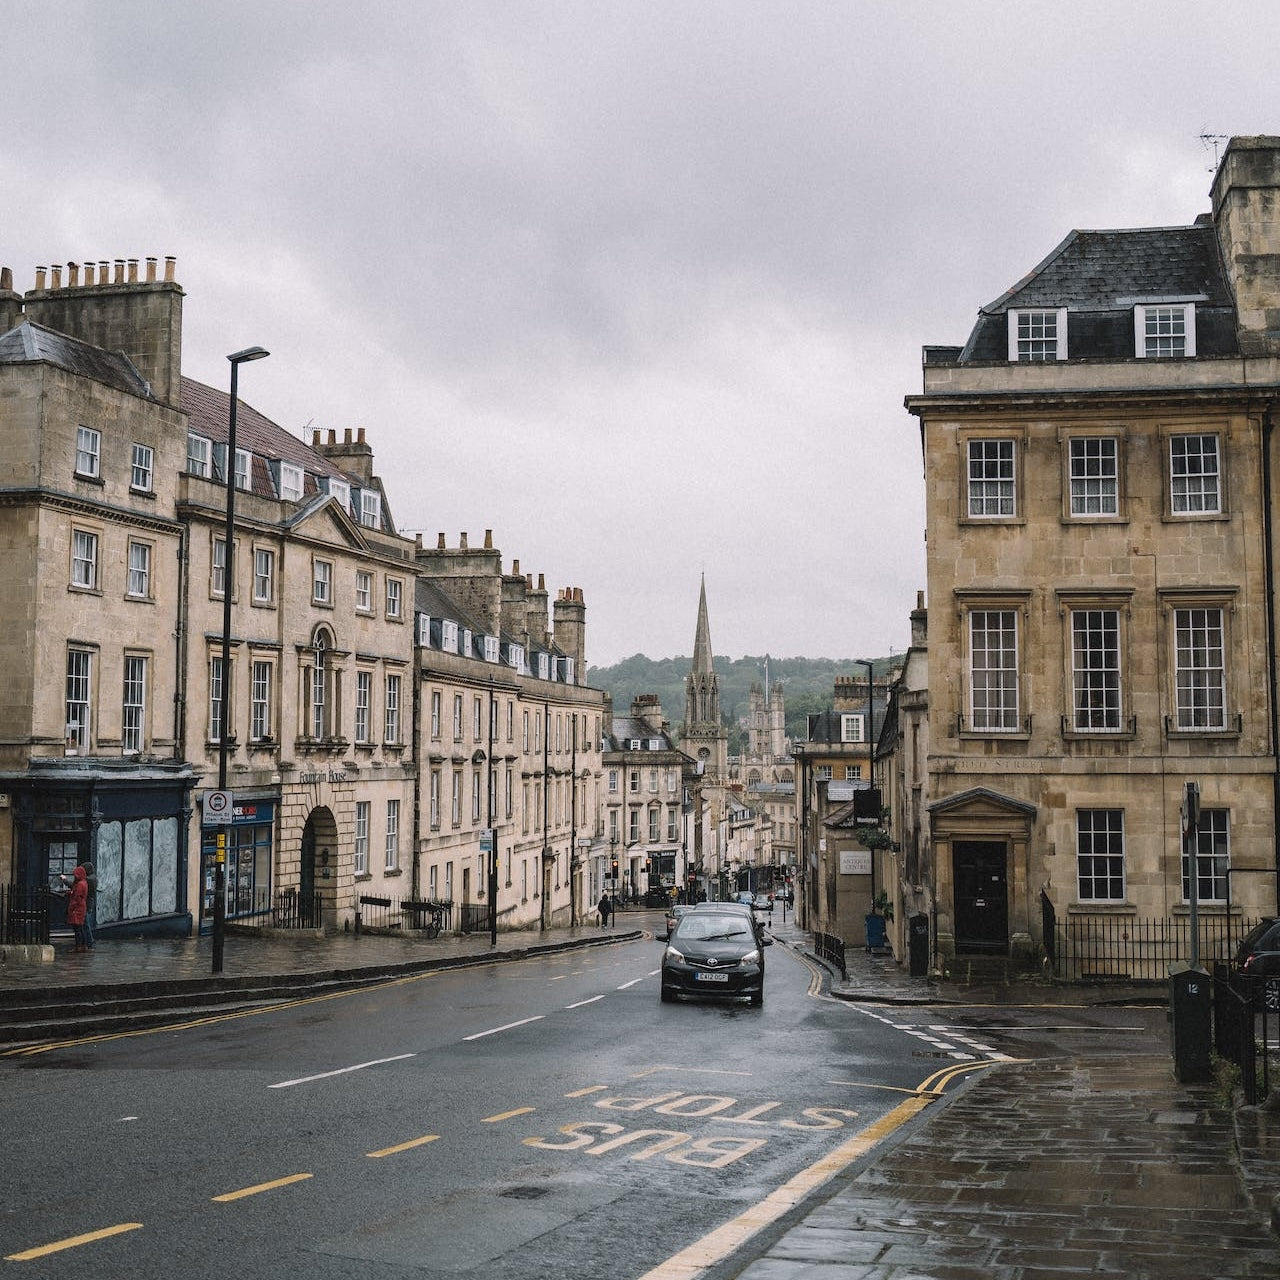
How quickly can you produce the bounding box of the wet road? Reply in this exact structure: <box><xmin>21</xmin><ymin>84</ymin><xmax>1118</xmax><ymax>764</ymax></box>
<box><xmin>2</xmin><ymin>929</ymin><xmax>993</xmax><ymax>1278</ymax></box>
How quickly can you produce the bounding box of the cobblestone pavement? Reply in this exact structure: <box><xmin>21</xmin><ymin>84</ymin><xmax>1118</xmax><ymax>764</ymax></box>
<box><xmin>3</xmin><ymin>911</ymin><xmax>1279</xmax><ymax>1278</ymax></box>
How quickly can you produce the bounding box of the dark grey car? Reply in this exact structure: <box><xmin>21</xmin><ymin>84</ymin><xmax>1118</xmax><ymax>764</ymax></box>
<box><xmin>661</xmin><ymin>909</ymin><xmax>765</xmax><ymax>1006</ymax></box>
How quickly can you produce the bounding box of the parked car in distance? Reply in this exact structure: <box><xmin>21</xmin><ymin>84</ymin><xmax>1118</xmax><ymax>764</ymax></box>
<box><xmin>661</xmin><ymin>908</ymin><xmax>765</xmax><ymax>1006</ymax></box>
<box><xmin>734</xmin><ymin>890</ymin><xmax>755</xmax><ymax>906</ymax></box>
<box><xmin>751</xmin><ymin>893</ymin><xmax>774</xmax><ymax>919</ymax></box>
<box><xmin>663</xmin><ymin>903</ymin><xmax>692</xmax><ymax>940</ymax></box>
<box><xmin>1235</xmin><ymin>917</ymin><xmax>1280</xmax><ymax>1010</ymax></box>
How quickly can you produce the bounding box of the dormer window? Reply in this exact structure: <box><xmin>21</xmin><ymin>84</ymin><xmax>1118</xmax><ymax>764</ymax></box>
<box><xmin>537</xmin><ymin>653</ymin><xmax>550</xmax><ymax>680</ymax></box>
<box><xmin>326</xmin><ymin>477</ymin><xmax>351</xmax><ymax>508</ymax></box>
<box><xmin>506</xmin><ymin>642</ymin><xmax>526</xmax><ymax>673</ymax></box>
<box><xmin>484</xmin><ymin>635</ymin><xmax>499</xmax><ymax>663</ymax></box>
<box><xmin>234</xmin><ymin>448</ymin><xmax>252</xmax><ymax>491</ymax></box>
<box><xmin>360</xmin><ymin>490</ymin><xmax>381</xmax><ymax>528</ymax></box>
<box><xmin>187</xmin><ymin>433</ymin><xmax>212</xmax><ymax>477</ymax></box>
<box><xmin>1135</xmin><ymin>303</ymin><xmax>1196</xmax><ymax>358</ymax></box>
<box><xmin>279</xmin><ymin>462</ymin><xmax>304</xmax><ymax>502</ymax></box>
<box><xmin>461</xmin><ymin>628</ymin><xmax>472</xmax><ymax>657</ymax></box>
<box><xmin>441</xmin><ymin>619</ymin><xmax>458</xmax><ymax>653</ymax></box>
<box><xmin>1008</xmin><ymin>308</ymin><xmax>1067</xmax><ymax>361</ymax></box>
<box><xmin>417</xmin><ymin>613</ymin><xmax>431</xmax><ymax>645</ymax></box>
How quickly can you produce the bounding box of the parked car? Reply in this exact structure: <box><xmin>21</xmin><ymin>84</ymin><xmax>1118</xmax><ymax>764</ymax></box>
<box><xmin>663</xmin><ymin>903</ymin><xmax>692</xmax><ymax>940</ymax></box>
<box><xmin>751</xmin><ymin>893</ymin><xmax>774</xmax><ymax>920</ymax></box>
<box><xmin>661</xmin><ymin>907</ymin><xmax>765</xmax><ymax>1006</ymax></box>
<box><xmin>1235</xmin><ymin>917</ymin><xmax>1280</xmax><ymax>1010</ymax></box>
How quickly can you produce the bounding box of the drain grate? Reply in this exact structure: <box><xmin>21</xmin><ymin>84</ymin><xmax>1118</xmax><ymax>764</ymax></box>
<box><xmin>499</xmin><ymin>1185</ymin><xmax>551</xmax><ymax>1200</ymax></box>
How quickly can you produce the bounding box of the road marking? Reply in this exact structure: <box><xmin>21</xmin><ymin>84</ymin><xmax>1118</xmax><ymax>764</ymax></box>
<box><xmin>632</xmin><ymin>1065</ymin><xmax>753</xmax><ymax>1079</ymax></box>
<box><xmin>367</xmin><ymin>1134</ymin><xmax>441</xmax><ymax>1158</ymax></box>
<box><xmin>269</xmin><ymin>1053</ymin><xmax>416</xmax><ymax>1088</ymax></box>
<box><xmin>636</xmin><ymin>1094</ymin><xmax>935</xmax><ymax>1280</ymax></box>
<box><xmin>565</xmin><ymin>1085</ymin><xmax>609</xmax><ymax>1097</ymax></box>
<box><xmin>566</xmin><ymin>995</ymin><xmax>607</xmax><ymax>1008</ymax></box>
<box><xmin>463</xmin><ymin>1015</ymin><xmax>545</xmax><ymax>1041</ymax></box>
<box><xmin>5</xmin><ymin>1222</ymin><xmax>143</xmax><ymax>1261</ymax></box>
<box><xmin>616</xmin><ymin>977</ymin><xmax>646</xmax><ymax>990</ymax></box>
<box><xmin>482</xmin><ymin>1107</ymin><xmax>535</xmax><ymax>1123</ymax></box>
<box><xmin>212</xmin><ymin>1173</ymin><xmax>312</xmax><ymax>1202</ymax></box>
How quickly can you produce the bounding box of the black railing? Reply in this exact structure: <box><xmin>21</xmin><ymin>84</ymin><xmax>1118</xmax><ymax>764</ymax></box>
<box><xmin>271</xmin><ymin>889</ymin><xmax>324</xmax><ymax>930</ymax></box>
<box><xmin>1213</xmin><ymin>963</ymin><xmax>1273</xmax><ymax>1105</ymax></box>
<box><xmin>459</xmin><ymin>903</ymin><xmax>490</xmax><ymax>935</ymax></box>
<box><xmin>2</xmin><ymin>885</ymin><xmax>51</xmax><ymax>945</ymax></box>
<box><xmin>1045</xmin><ymin>912</ymin><xmax>1255</xmax><ymax>982</ymax></box>
<box><xmin>813</xmin><ymin>931</ymin><xmax>846</xmax><ymax>980</ymax></box>
<box><xmin>354</xmin><ymin>893</ymin><xmax>452</xmax><ymax>937</ymax></box>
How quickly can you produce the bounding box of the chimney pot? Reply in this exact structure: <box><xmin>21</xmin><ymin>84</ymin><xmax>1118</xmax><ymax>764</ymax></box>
<box><xmin>483</xmin><ymin>529</ymin><xmax>493</xmax><ymax>549</ymax></box>
<box><xmin>537</xmin><ymin>573</ymin><xmax>545</xmax><ymax>590</ymax></box>
<box><xmin>437</xmin><ymin>533</ymin><xmax>446</xmax><ymax>549</ymax></box>
<box><xmin>83</xmin><ymin>262</ymin><xmax>94</xmax><ymax>286</ymax></box>
<box><xmin>114</xmin><ymin>259</ymin><xmax>125</xmax><ymax>284</ymax></box>
<box><xmin>344</xmin><ymin>428</ymin><xmax>352</xmax><ymax>443</ymax></box>
<box><xmin>415</xmin><ymin>533</ymin><xmax>423</xmax><ymax>549</ymax></box>
<box><xmin>145</xmin><ymin>258</ymin><xmax>157</xmax><ymax>282</ymax></box>
<box><xmin>0</xmin><ymin>267</ymin><xmax>11</xmax><ymax>291</ymax></box>
<box><xmin>327</xmin><ymin>428</ymin><xmax>337</xmax><ymax>444</ymax></box>
<box><xmin>35</xmin><ymin>267</ymin><xmax>47</xmax><ymax>290</ymax></box>
<box><xmin>460</xmin><ymin>532</ymin><xmax>469</xmax><ymax>549</ymax></box>
<box><xmin>512</xmin><ymin>559</ymin><xmax>520</xmax><ymax>575</ymax></box>
<box><xmin>357</xmin><ymin>427</ymin><xmax>366</xmax><ymax>443</ymax></box>
<box><xmin>164</xmin><ymin>256</ymin><xmax>176</xmax><ymax>282</ymax></box>
<box><xmin>98</xmin><ymin>260</ymin><xmax>109</xmax><ymax>282</ymax></box>
<box><xmin>312</xmin><ymin>429</ymin><xmax>321</xmax><ymax>446</ymax></box>
<box><xmin>68</xmin><ymin>262</ymin><xmax>80</xmax><ymax>286</ymax></box>
<box><xmin>127</xmin><ymin>259</ymin><xmax>138</xmax><ymax>282</ymax></box>
<box><xmin>51</xmin><ymin>265</ymin><xmax>62</xmax><ymax>288</ymax></box>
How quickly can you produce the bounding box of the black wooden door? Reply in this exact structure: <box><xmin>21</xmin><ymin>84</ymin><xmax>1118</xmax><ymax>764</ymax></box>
<box><xmin>953</xmin><ymin>840</ymin><xmax>1008</xmax><ymax>954</ymax></box>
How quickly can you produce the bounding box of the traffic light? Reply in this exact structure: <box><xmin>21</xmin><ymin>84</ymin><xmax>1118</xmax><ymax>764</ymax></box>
<box><xmin>610</xmin><ymin>858</ymin><xmax>619</xmax><ymax>878</ymax></box>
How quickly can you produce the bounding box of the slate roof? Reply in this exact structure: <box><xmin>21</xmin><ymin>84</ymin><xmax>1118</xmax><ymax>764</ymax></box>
<box><xmin>0</xmin><ymin>320</ymin><xmax>153</xmax><ymax>397</ymax></box>
<box><xmin>607</xmin><ymin>716</ymin><xmax>678</xmax><ymax>751</ymax></box>
<box><xmin>958</xmin><ymin>222</ymin><xmax>1240</xmax><ymax>362</ymax></box>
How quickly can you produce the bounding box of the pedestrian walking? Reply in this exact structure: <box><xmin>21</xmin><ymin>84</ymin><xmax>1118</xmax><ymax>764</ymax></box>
<box><xmin>597</xmin><ymin>892</ymin><xmax>611</xmax><ymax>928</ymax></box>
<box><xmin>65</xmin><ymin>865</ymin><xmax>91</xmax><ymax>952</ymax></box>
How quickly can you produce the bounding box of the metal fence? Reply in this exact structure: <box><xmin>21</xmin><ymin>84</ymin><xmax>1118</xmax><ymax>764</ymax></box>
<box><xmin>813</xmin><ymin>931</ymin><xmax>847</xmax><ymax>980</ymax></box>
<box><xmin>1212</xmin><ymin>963</ymin><xmax>1273</xmax><ymax>1105</ymax></box>
<box><xmin>1</xmin><ymin>884</ymin><xmax>51</xmax><ymax>945</ymax></box>
<box><xmin>458</xmin><ymin>904</ymin><xmax>490</xmax><ymax>934</ymax></box>
<box><xmin>1042</xmin><ymin>896</ymin><xmax>1255</xmax><ymax>981</ymax></box>
<box><xmin>355</xmin><ymin>894</ymin><xmax>453</xmax><ymax>937</ymax></box>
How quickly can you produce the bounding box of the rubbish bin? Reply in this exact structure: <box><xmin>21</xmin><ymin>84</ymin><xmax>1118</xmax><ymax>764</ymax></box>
<box><xmin>865</xmin><ymin>912</ymin><xmax>887</xmax><ymax>952</ymax></box>
<box><xmin>1169</xmin><ymin>962</ymin><xmax>1212</xmax><ymax>1083</ymax></box>
<box><xmin>908</xmin><ymin>913</ymin><xmax>929</xmax><ymax>977</ymax></box>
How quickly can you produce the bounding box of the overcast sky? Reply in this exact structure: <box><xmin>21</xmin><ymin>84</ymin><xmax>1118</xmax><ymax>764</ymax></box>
<box><xmin>6</xmin><ymin>2</ymin><xmax>1276</xmax><ymax>668</ymax></box>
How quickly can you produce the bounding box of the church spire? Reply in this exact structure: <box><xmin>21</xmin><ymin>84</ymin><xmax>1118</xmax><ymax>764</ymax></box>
<box><xmin>692</xmin><ymin>574</ymin><xmax>714</xmax><ymax>677</ymax></box>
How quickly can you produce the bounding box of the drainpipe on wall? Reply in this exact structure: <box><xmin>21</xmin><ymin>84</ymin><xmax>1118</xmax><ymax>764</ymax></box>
<box><xmin>1263</xmin><ymin>404</ymin><xmax>1280</xmax><ymax>909</ymax></box>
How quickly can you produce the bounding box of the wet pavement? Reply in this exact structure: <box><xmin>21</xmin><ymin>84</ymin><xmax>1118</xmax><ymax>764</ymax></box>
<box><xmin>3</xmin><ymin>910</ymin><xmax>1279</xmax><ymax>1276</ymax></box>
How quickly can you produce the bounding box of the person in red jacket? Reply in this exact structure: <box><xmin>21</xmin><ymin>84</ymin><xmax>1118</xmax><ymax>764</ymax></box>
<box><xmin>65</xmin><ymin>865</ymin><xmax>91</xmax><ymax>952</ymax></box>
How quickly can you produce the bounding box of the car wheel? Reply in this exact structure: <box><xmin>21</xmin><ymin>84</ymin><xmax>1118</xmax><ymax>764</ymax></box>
<box><xmin>1266</xmin><ymin>979</ymin><xmax>1280</xmax><ymax>1013</ymax></box>
<box><xmin>661</xmin><ymin>986</ymin><xmax>676</xmax><ymax>1003</ymax></box>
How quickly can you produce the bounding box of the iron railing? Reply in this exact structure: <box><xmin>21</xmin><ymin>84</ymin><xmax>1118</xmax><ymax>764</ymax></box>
<box><xmin>459</xmin><ymin>903</ymin><xmax>490</xmax><ymax>934</ymax></box>
<box><xmin>355</xmin><ymin>893</ymin><xmax>452</xmax><ymax>937</ymax></box>
<box><xmin>1213</xmin><ymin>963</ymin><xmax>1274</xmax><ymax>1105</ymax></box>
<box><xmin>1043</xmin><ymin>902</ymin><xmax>1255</xmax><ymax>982</ymax></box>
<box><xmin>813</xmin><ymin>931</ymin><xmax>846</xmax><ymax>980</ymax></box>
<box><xmin>1</xmin><ymin>885</ymin><xmax>51</xmax><ymax>945</ymax></box>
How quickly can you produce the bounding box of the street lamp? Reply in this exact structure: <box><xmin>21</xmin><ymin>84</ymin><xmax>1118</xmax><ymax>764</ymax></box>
<box><xmin>213</xmin><ymin>346</ymin><xmax>269</xmax><ymax>975</ymax></box>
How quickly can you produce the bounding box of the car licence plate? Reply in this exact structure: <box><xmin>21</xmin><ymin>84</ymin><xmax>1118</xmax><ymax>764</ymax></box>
<box><xmin>695</xmin><ymin>972</ymin><xmax>729</xmax><ymax>983</ymax></box>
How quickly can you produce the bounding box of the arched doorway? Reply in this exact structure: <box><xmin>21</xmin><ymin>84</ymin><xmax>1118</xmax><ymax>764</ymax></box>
<box><xmin>300</xmin><ymin>806</ymin><xmax>339</xmax><ymax>928</ymax></box>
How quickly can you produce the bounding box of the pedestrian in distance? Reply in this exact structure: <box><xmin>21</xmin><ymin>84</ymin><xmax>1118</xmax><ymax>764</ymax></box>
<box><xmin>62</xmin><ymin>861</ymin><xmax>97</xmax><ymax>949</ymax></box>
<box><xmin>65</xmin><ymin>865</ymin><xmax>91</xmax><ymax>952</ymax></box>
<box><xmin>598</xmin><ymin>892</ymin><xmax>611</xmax><ymax>929</ymax></box>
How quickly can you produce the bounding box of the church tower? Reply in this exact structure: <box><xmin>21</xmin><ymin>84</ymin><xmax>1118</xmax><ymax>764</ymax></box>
<box><xmin>682</xmin><ymin>577</ymin><xmax>728</xmax><ymax>788</ymax></box>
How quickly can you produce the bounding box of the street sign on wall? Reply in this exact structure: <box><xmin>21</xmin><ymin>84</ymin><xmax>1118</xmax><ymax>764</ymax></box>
<box><xmin>202</xmin><ymin>790</ymin><xmax>233</xmax><ymax>827</ymax></box>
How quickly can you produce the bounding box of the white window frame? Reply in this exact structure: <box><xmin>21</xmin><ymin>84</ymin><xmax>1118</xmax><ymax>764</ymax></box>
<box><xmin>385</xmin><ymin>800</ymin><xmax>400</xmax><ymax>871</ymax></box>
<box><xmin>1135</xmin><ymin>303</ymin><xmax>1196</xmax><ymax>359</ymax></box>
<box><xmin>430</xmin><ymin>690</ymin><xmax>441</xmax><ymax>739</ymax></box>
<box><xmin>355</xmin><ymin>570</ymin><xmax>372</xmax><ymax>612</ymax></box>
<box><xmin>1069</xmin><ymin>437</ymin><xmax>1119</xmax><ymax>517</ymax></box>
<box><xmin>326</xmin><ymin>477</ymin><xmax>350</xmax><ymax>509</ymax></box>
<box><xmin>1185</xmin><ymin>808</ymin><xmax>1229</xmax><ymax>905</ymax></box>
<box><xmin>279</xmin><ymin>462</ymin><xmax>304</xmax><ymax>502</ymax></box>
<box><xmin>967</xmin><ymin>438</ymin><xmax>1017</xmax><ymax>518</ymax></box>
<box><xmin>441</xmin><ymin>620</ymin><xmax>459</xmax><ymax>654</ymax></box>
<box><xmin>75</xmin><ymin>425</ymin><xmax>101</xmax><ymax>478</ymax></box>
<box><xmin>312</xmin><ymin>558</ymin><xmax>332</xmax><ymax>605</ymax></box>
<box><xmin>251</xmin><ymin>660</ymin><xmax>272</xmax><ymax>741</ymax></box>
<box><xmin>354</xmin><ymin>670</ymin><xmax>371</xmax><ymax>744</ymax></box>
<box><xmin>969</xmin><ymin>609</ymin><xmax>1021</xmax><ymax>732</ymax></box>
<box><xmin>122</xmin><ymin>654</ymin><xmax>146</xmax><ymax>755</ymax></box>
<box><xmin>1170</xmin><ymin>434</ymin><xmax>1221</xmax><ymax>515</ymax></box>
<box><xmin>1070</xmin><ymin>608</ymin><xmax>1123</xmax><ymax>732</ymax></box>
<box><xmin>212</xmin><ymin>537</ymin><xmax>227</xmax><ymax>598</ymax></box>
<box><xmin>253</xmin><ymin>548</ymin><xmax>274</xmax><ymax>604</ymax></box>
<box><xmin>1076</xmin><ymin>809</ymin><xmax>1126</xmax><ymax>902</ymax></box>
<box><xmin>385</xmin><ymin>674</ymin><xmax>401</xmax><ymax>744</ymax></box>
<box><xmin>127</xmin><ymin>540</ymin><xmax>151</xmax><ymax>598</ymax></box>
<box><xmin>1008</xmin><ymin>307</ymin><xmax>1067</xmax><ymax>361</ymax></box>
<box><xmin>484</xmin><ymin>635</ymin><xmax>500</xmax><ymax>664</ymax></box>
<box><xmin>66</xmin><ymin>648</ymin><xmax>92</xmax><ymax>752</ymax></box>
<box><xmin>360</xmin><ymin>490</ymin><xmax>381</xmax><ymax>528</ymax></box>
<box><xmin>71</xmin><ymin>528</ymin><xmax>98</xmax><ymax>590</ymax></box>
<box><xmin>234</xmin><ymin>447</ymin><xmax>252</xmax><ymax>491</ymax></box>
<box><xmin>385</xmin><ymin>577</ymin><xmax>402</xmax><ymax>619</ymax></box>
<box><xmin>209</xmin><ymin>654</ymin><xmax>226</xmax><ymax>744</ymax></box>
<box><xmin>1173</xmin><ymin>606</ymin><xmax>1227</xmax><ymax>731</ymax></box>
<box><xmin>840</xmin><ymin>713</ymin><xmax>864</xmax><ymax>743</ymax></box>
<box><xmin>187</xmin><ymin>433</ymin><xmax>212</xmax><ymax>478</ymax></box>
<box><xmin>131</xmin><ymin>442</ymin><xmax>154</xmax><ymax>492</ymax></box>
<box><xmin>453</xmin><ymin>694</ymin><xmax>463</xmax><ymax>741</ymax></box>
<box><xmin>429</xmin><ymin>769</ymin><xmax>441</xmax><ymax>830</ymax></box>
<box><xmin>354</xmin><ymin>801</ymin><xmax>370</xmax><ymax>876</ymax></box>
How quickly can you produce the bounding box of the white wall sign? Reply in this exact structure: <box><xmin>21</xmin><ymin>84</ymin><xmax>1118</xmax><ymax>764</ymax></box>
<box><xmin>839</xmin><ymin>849</ymin><xmax>872</xmax><ymax>875</ymax></box>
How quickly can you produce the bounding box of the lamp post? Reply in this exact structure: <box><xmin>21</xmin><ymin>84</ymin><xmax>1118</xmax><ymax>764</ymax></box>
<box><xmin>857</xmin><ymin>658</ymin><xmax>878</xmax><ymax>912</ymax></box>
<box><xmin>213</xmin><ymin>346</ymin><xmax>269</xmax><ymax>975</ymax></box>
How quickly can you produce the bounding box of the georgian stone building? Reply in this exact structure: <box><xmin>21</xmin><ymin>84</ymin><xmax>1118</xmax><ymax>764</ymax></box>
<box><xmin>0</xmin><ymin>255</ymin><xmax>603</xmax><ymax>938</ymax></box>
<box><xmin>905</xmin><ymin>135</ymin><xmax>1280</xmax><ymax>972</ymax></box>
